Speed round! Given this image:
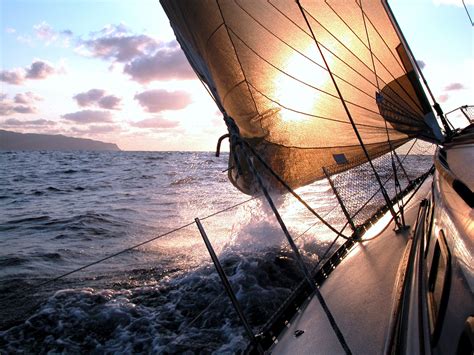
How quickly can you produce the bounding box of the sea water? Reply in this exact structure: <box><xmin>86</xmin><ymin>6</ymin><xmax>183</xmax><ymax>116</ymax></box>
<box><xmin>0</xmin><ymin>150</ymin><xmax>431</xmax><ymax>353</ymax></box>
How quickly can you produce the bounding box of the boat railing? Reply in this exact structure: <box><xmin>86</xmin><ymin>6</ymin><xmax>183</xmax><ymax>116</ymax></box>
<box><xmin>445</xmin><ymin>104</ymin><xmax>474</xmax><ymax>129</ymax></box>
<box><xmin>323</xmin><ymin>139</ymin><xmax>435</xmax><ymax>233</ymax></box>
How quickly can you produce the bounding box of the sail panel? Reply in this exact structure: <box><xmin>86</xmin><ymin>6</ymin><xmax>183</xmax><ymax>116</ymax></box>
<box><xmin>160</xmin><ymin>0</ymin><xmax>441</xmax><ymax>194</ymax></box>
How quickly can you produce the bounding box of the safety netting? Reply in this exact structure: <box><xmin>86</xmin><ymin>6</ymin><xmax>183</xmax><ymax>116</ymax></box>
<box><xmin>324</xmin><ymin>138</ymin><xmax>435</xmax><ymax>228</ymax></box>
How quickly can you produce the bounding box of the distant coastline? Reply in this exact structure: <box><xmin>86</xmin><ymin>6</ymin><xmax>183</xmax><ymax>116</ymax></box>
<box><xmin>0</xmin><ymin>129</ymin><xmax>120</xmax><ymax>151</ymax></box>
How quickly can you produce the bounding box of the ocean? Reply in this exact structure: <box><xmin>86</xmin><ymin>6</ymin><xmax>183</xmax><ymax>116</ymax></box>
<box><xmin>0</xmin><ymin>150</ymin><xmax>432</xmax><ymax>353</ymax></box>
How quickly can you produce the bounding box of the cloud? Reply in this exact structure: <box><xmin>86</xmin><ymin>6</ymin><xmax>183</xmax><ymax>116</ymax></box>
<box><xmin>438</xmin><ymin>94</ymin><xmax>449</xmax><ymax>103</ymax></box>
<box><xmin>6</xmin><ymin>28</ymin><xmax>16</xmax><ymax>34</ymax></box>
<box><xmin>73</xmin><ymin>89</ymin><xmax>121</xmax><ymax>110</ymax></box>
<box><xmin>32</xmin><ymin>21</ymin><xmax>73</xmax><ymax>46</ymax></box>
<box><xmin>14</xmin><ymin>92</ymin><xmax>43</xmax><ymax>104</ymax></box>
<box><xmin>70</xmin><ymin>124</ymin><xmax>119</xmax><ymax>135</ymax></box>
<box><xmin>134</xmin><ymin>89</ymin><xmax>192</xmax><ymax>113</ymax></box>
<box><xmin>2</xmin><ymin>118</ymin><xmax>56</xmax><ymax>126</ymax></box>
<box><xmin>124</xmin><ymin>41</ymin><xmax>195</xmax><ymax>83</ymax></box>
<box><xmin>98</xmin><ymin>95</ymin><xmax>121</xmax><ymax>110</ymax></box>
<box><xmin>131</xmin><ymin>117</ymin><xmax>180</xmax><ymax>129</ymax></box>
<box><xmin>1</xmin><ymin>60</ymin><xmax>58</xmax><ymax>85</ymax></box>
<box><xmin>34</xmin><ymin>21</ymin><xmax>57</xmax><ymax>43</ymax></box>
<box><xmin>0</xmin><ymin>93</ymin><xmax>41</xmax><ymax>115</ymax></box>
<box><xmin>62</xmin><ymin>110</ymin><xmax>113</xmax><ymax>124</ymax></box>
<box><xmin>25</xmin><ymin>60</ymin><xmax>56</xmax><ymax>79</ymax></box>
<box><xmin>0</xmin><ymin>69</ymin><xmax>25</xmax><ymax>85</ymax></box>
<box><xmin>416</xmin><ymin>60</ymin><xmax>426</xmax><ymax>69</ymax></box>
<box><xmin>444</xmin><ymin>82</ymin><xmax>466</xmax><ymax>91</ymax></box>
<box><xmin>77</xmin><ymin>25</ymin><xmax>193</xmax><ymax>83</ymax></box>
<box><xmin>73</xmin><ymin>89</ymin><xmax>106</xmax><ymax>106</ymax></box>
<box><xmin>77</xmin><ymin>24</ymin><xmax>159</xmax><ymax>62</ymax></box>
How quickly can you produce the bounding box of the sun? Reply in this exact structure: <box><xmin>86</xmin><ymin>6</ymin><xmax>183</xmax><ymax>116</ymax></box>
<box><xmin>273</xmin><ymin>45</ymin><xmax>330</xmax><ymax>123</ymax></box>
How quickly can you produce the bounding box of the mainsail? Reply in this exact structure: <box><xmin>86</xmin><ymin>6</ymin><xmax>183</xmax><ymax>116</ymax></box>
<box><xmin>160</xmin><ymin>0</ymin><xmax>442</xmax><ymax>194</ymax></box>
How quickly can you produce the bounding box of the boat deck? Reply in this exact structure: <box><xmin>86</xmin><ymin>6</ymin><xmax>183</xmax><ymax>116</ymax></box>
<box><xmin>271</xmin><ymin>178</ymin><xmax>432</xmax><ymax>354</ymax></box>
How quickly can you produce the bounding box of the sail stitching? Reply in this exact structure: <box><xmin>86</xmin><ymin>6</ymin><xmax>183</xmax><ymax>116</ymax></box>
<box><xmin>324</xmin><ymin>0</ymin><xmax>425</xmax><ymax>115</ymax></box>
<box><xmin>266</xmin><ymin>1</ymin><xmax>423</xmax><ymax>120</ymax></box>
<box><xmin>227</xmin><ymin>24</ymin><xmax>420</xmax><ymax>123</ymax></box>
<box><xmin>353</xmin><ymin>2</ymin><xmax>426</xmax><ymax>114</ymax></box>
<box><xmin>214</xmin><ymin>0</ymin><xmax>261</xmax><ymax>119</ymax></box>
<box><xmin>246</xmin><ymin>80</ymin><xmax>408</xmax><ymax>131</ymax></box>
<box><xmin>360</xmin><ymin>0</ymin><xmax>407</xmax><ymax>226</ymax></box>
<box><xmin>296</xmin><ymin>0</ymin><xmax>403</xmax><ymax>233</ymax></box>
<box><xmin>259</xmin><ymin>138</ymin><xmax>408</xmax><ymax>151</ymax></box>
<box><xmin>236</xmin><ymin>0</ymin><xmax>419</xmax><ymax>120</ymax></box>
<box><xmin>326</xmin><ymin>0</ymin><xmax>405</xmax><ymax>75</ymax></box>
<box><xmin>305</xmin><ymin>2</ymin><xmax>425</xmax><ymax>114</ymax></box>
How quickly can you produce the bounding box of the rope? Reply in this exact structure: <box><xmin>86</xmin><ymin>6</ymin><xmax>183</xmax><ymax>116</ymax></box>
<box><xmin>33</xmin><ymin>196</ymin><xmax>258</xmax><ymax>289</ymax></box>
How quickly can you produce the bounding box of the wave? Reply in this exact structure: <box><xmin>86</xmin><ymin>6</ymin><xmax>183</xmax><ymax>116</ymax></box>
<box><xmin>169</xmin><ymin>177</ymin><xmax>197</xmax><ymax>186</ymax></box>
<box><xmin>0</xmin><ymin>247</ymin><xmax>314</xmax><ymax>353</ymax></box>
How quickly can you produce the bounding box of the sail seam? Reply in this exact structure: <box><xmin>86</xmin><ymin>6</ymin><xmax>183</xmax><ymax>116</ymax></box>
<box><xmin>205</xmin><ymin>22</ymin><xmax>224</xmax><ymax>49</ymax></box>
<box><xmin>246</xmin><ymin>80</ymin><xmax>407</xmax><ymax>132</ymax></box>
<box><xmin>323</xmin><ymin>0</ymin><xmax>425</xmax><ymax>114</ymax></box>
<box><xmin>266</xmin><ymin>1</ymin><xmax>424</xmax><ymax>120</ymax></box>
<box><xmin>305</xmin><ymin>3</ymin><xmax>425</xmax><ymax>114</ymax></box>
<box><xmin>215</xmin><ymin>0</ymin><xmax>261</xmax><ymax>119</ymax></box>
<box><xmin>236</xmin><ymin>0</ymin><xmax>419</xmax><ymax>120</ymax></box>
<box><xmin>353</xmin><ymin>2</ymin><xmax>426</xmax><ymax>113</ymax></box>
<box><xmin>260</xmin><ymin>137</ymin><xmax>409</xmax><ymax>151</ymax></box>
<box><xmin>227</xmin><ymin>25</ymin><xmax>422</xmax><ymax>123</ymax></box>
<box><xmin>296</xmin><ymin>0</ymin><xmax>402</xmax><ymax>233</ymax></box>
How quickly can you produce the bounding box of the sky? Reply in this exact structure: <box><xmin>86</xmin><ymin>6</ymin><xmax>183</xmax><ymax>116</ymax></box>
<box><xmin>1</xmin><ymin>0</ymin><xmax>472</xmax><ymax>151</ymax></box>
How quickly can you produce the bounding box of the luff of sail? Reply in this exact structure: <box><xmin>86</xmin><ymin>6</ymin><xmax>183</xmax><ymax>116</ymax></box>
<box><xmin>160</xmin><ymin>0</ymin><xmax>442</xmax><ymax>194</ymax></box>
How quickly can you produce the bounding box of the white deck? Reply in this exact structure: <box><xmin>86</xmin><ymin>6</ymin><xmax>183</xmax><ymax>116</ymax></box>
<box><xmin>271</xmin><ymin>178</ymin><xmax>432</xmax><ymax>354</ymax></box>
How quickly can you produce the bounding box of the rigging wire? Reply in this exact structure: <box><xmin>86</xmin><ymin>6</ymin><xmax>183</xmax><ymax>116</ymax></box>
<box><xmin>241</xmin><ymin>140</ymin><xmax>353</xmax><ymax>355</ymax></box>
<box><xmin>247</xmin><ymin>0</ymin><xmax>424</xmax><ymax>120</ymax></box>
<box><xmin>242</xmin><ymin>140</ymin><xmax>351</xmax><ymax>240</ymax></box>
<box><xmin>236</xmin><ymin>0</ymin><xmax>420</xmax><ymax>120</ymax></box>
<box><xmin>227</xmin><ymin>25</ymin><xmax>417</xmax><ymax>122</ymax></box>
<box><xmin>295</xmin><ymin>0</ymin><xmax>401</xmax><ymax>232</ymax></box>
<box><xmin>33</xmin><ymin>196</ymin><xmax>258</xmax><ymax>289</ymax></box>
<box><xmin>462</xmin><ymin>0</ymin><xmax>474</xmax><ymax>25</ymax></box>
<box><xmin>215</xmin><ymin>0</ymin><xmax>261</xmax><ymax>116</ymax></box>
<box><xmin>347</xmin><ymin>138</ymin><xmax>418</xmax><ymax>222</ymax></box>
<box><xmin>245</xmin><ymin>80</ymin><xmax>405</xmax><ymax>133</ymax></box>
<box><xmin>267</xmin><ymin>0</ymin><xmax>426</xmax><ymax>116</ymax></box>
<box><xmin>360</xmin><ymin>0</ymin><xmax>404</xmax><ymax>228</ymax></box>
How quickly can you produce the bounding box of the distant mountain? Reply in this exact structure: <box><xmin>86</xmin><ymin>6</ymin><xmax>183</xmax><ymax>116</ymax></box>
<box><xmin>0</xmin><ymin>130</ymin><xmax>120</xmax><ymax>151</ymax></box>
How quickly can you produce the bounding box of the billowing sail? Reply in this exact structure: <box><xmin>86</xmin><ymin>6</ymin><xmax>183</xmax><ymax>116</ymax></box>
<box><xmin>160</xmin><ymin>0</ymin><xmax>442</xmax><ymax>194</ymax></box>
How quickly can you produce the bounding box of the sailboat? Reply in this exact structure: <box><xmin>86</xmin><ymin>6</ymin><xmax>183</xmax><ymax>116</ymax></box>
<box><xmin>160</xmin><ymin>0</ymin><xmax>473</xmax><ymax>354</ymax></box>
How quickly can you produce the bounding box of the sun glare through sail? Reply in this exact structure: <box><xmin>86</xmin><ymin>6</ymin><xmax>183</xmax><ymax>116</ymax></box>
<box><xmin>273</xmin><ymin>46</ymin><xmax>330</xmax><ymax>123</ymax></box>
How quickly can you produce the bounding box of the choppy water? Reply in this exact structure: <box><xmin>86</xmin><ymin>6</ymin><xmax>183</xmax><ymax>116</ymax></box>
<box><xmin>0</xmin><ymin>150</ymin><xmax>432</xmax><ymax>353</ymax></box>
